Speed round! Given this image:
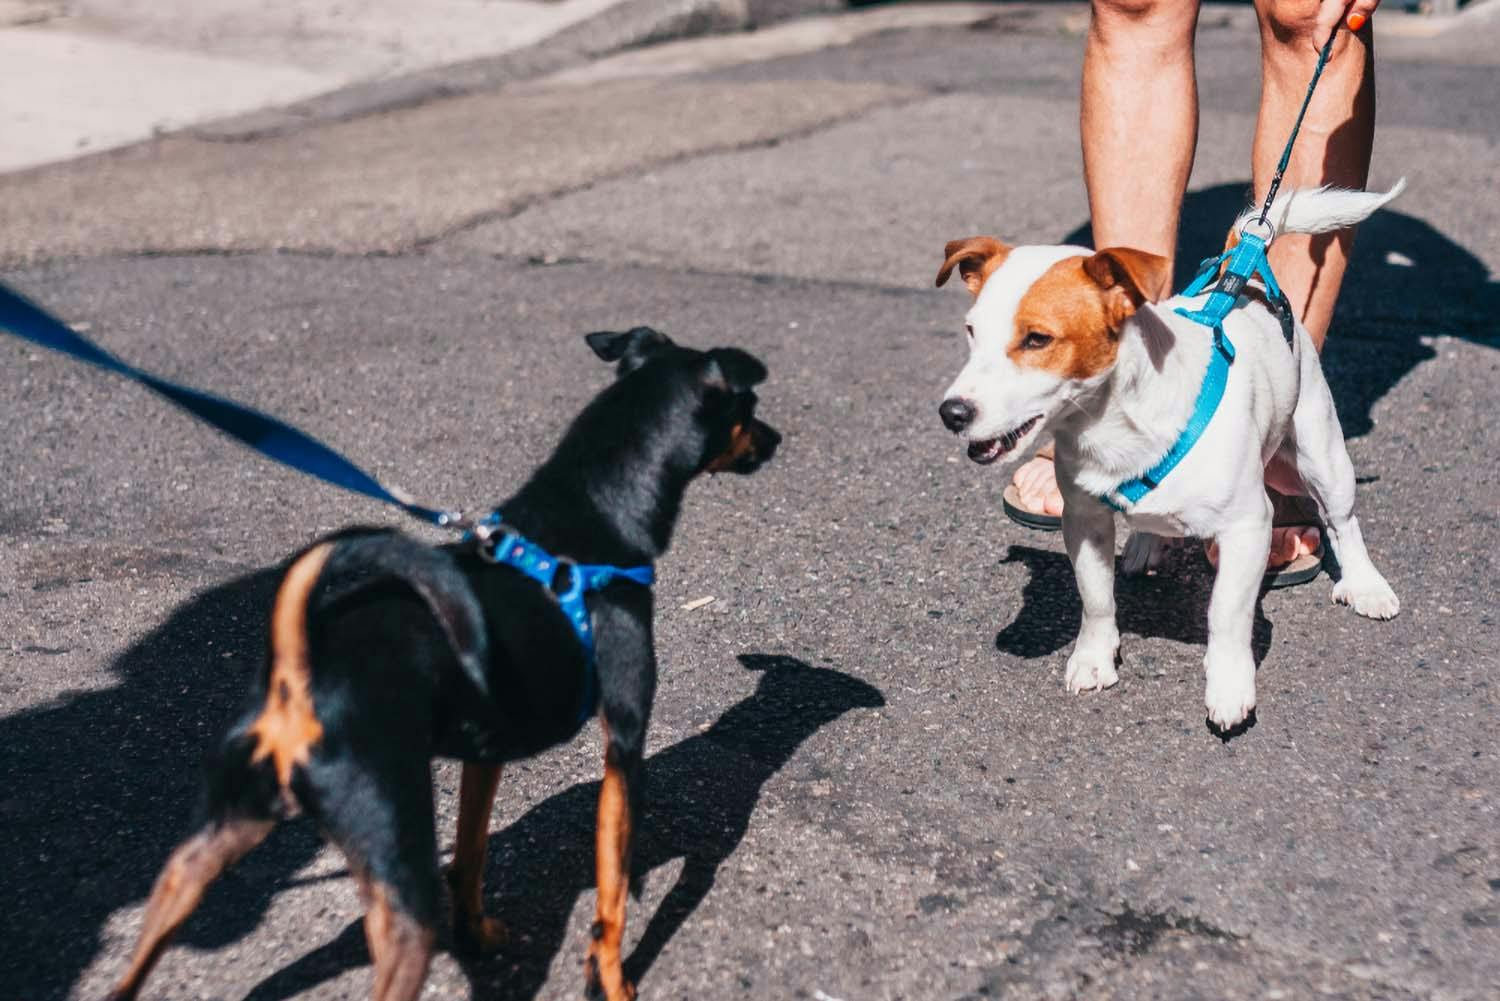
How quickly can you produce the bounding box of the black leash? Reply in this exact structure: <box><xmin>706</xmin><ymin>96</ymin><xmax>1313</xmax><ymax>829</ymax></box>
<box><xmin>1</xmin><ymin>281</ymin><xmax>468</xmax><ymax>529</ymax></box>
<box><xmin>1255</xmin><ymin>20</ymin><xmax>1344</xmax><ymax>231</ymax></box>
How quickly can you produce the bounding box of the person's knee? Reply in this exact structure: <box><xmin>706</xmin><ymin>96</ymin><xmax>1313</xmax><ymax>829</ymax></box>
<box><xmin>1090</xmin><ymin>0</ymin><xmax>1197</xmax><ymax>47</ymax></box>
<box><xmin>1258</xmin><ymin>0</ymin><xmax>1321</xmax><ymax>45</ymax></box>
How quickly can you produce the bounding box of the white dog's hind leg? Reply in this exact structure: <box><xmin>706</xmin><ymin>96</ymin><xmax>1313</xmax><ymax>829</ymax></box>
<box><xmin>1061</xmin><ymin>490</ymin><xmax>1120</xmax><ymax>693</ymax></box>
<box><xmin>1204</xmin><ymin>517</ymin><xmax>1270</xmax><ymax>730</ymax></box>
<box><xmin>1284</xmin><ymin>355</ymin><xmax>1400</xmax><ymax>620</ymax></box>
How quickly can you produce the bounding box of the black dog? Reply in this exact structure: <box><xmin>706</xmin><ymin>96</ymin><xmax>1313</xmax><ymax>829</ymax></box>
<box><xmin>106</xmin><ymin>327</ymin><xmax>780</xmax><ymax>1001</ymax></box>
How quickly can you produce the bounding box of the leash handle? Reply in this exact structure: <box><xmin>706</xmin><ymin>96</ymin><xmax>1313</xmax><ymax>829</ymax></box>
<box><xmin>1255</xmin><ymin>19</ymin><xmax>1343</xmax><ymax>231</ymax></box>
<box><xmin>0</xmin><ymin>281</ymin><xmax>466</xmax><ymax>530</ymax></box>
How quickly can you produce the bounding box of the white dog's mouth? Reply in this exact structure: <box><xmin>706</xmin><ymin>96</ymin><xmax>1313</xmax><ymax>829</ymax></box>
<box><xmin>967</xmin><ymin>415</ymin><xmax>1041</xmax><ymax>465</ymax></box>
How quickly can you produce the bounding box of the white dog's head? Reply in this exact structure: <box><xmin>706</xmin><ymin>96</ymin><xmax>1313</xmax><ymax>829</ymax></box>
<box><xmin>935</xmin><ymin>237</ymin><xmax>1170</xmax><ymax>465</ymax></box>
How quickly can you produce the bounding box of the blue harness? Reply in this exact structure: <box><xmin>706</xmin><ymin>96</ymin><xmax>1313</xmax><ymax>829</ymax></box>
<box><xmin>469</xmin><ymin>513</ymin><xmax>654</xmax><ymax>724</ymax></box>
<box><xmin>1096</xmin><ymin>9</ymin><xmax>1346</xmax><ymax>513</ymax></box>
<box><xmin>1099</xmin><ymin>230</ymin><xmax>1291</xmax><ymax>512</ymax></box>
<box><xmin>0</xmin><ymin>280</ymin><xmax>655</xmax><ymax>724</ymax></box>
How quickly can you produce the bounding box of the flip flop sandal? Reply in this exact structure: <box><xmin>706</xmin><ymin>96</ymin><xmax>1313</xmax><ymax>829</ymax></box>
<box><xmin>1002</xmin><ymin>483</ymin><xmax>1062</xmax><ymax>532</ymax></box>
<box><xmin>1202</xmin><ymin>530</ymin><xmax>1325</xmax><ymax>589</ymax></box>
<box><xmin>1262</xmin><ymin>489</ymin><xmax>1325</xmax><ymax>589</ymax></box>
<box><xmin>1262</xmin><ymin>537</ymin><xmax>1325</xmax><ymax>589</ymax></box>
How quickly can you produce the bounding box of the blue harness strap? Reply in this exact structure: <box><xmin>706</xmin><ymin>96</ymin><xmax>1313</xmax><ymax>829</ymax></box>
<box><xmin>0</xmin><ymin>280</ymin><xmax>463</xmax><ymax>527</ymax></box>
<box><xmin>1100</xmin><ymin>230</ymin><xmax>1286</xmax><ymax>511</ymax></box>
<box><xmin>1101</xmin><ymin>328</ymin><xmax>1236</xmax><ymax>511</ymax></box>
<box><xmin>472</xmin><ymin>513</ymin><xmax>654</xmax><ymax>724</ymax></box>
<box><xmin>1174</xmin><ymin>231</ymin><xmax>1282</xmax><ymax>328</ymax></box>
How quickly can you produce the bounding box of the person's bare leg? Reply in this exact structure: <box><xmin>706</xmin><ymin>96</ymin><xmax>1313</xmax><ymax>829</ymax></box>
<box><xmin>1252</xmin><ymin>0</ymin><xmax>1374</xmax><ymax>558</ymax></box>
<box><xmin>1083</xmin><ymin>0</ymin><xmax>1202</xmax><ymax>277</ymax></box>
<box><xmin>1254</xmin><ymin>0</ymin><xmax>1375</xmax><ymax>349</ymax></box>
<box><xmin>1011</xmin><ymin>0</ymin><xmax>1201</xmax><ymax>521</ymax></box>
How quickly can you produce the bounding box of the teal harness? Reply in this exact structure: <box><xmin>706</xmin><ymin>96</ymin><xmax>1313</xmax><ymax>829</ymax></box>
<box><xmin>1097</xmin><ymin>15</ymin><xmax>1343</xmax><ymax>513</ymax></box>
<box><xmin>1098</xmin><ymin>228</ymin><xmax>1291</xmax><ymax>513</ymax></box>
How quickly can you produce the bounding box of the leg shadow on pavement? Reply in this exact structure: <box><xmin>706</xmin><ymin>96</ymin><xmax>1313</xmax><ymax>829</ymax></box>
<box><xmin>0</xmin><ymin>566</ymin><xmax>328</xmax><ymax>1001</ymax></box>
<box><xmin>1064</xmin><ymin>181</ymin><xmax>1500</xmax><ymax>439</ymax></box>
<box><xmin>993</xmin><ymin>544</ymin><xmax>1273</xmax><ymax>665</ymax></box>
<box><xmin>243</xmin><ymin>653</ymin><xmax>885</xmax><ymax>1001</ymax></box>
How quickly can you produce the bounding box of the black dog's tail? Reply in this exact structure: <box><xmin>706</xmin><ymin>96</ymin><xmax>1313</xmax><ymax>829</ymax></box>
<box><xmin>237</xmin><ymin>531</ymin><xmax>488</xmax><ymax>798</ymax></box>
<box><xmin>311</xmin><ymin>529</ymin><xmax>489</xmax><ymax>694</ymax></box>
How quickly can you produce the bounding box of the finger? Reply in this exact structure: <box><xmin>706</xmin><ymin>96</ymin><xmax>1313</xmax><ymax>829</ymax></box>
<box><xmin>1345</xmin><ymin>0</ymin><xmax>1378</xmax><ymax>31</ymax></box>
<box><xmin>1311</xmin><ymin>0</ymin><xmax>1347</xmax><ymax>51</ymax></box>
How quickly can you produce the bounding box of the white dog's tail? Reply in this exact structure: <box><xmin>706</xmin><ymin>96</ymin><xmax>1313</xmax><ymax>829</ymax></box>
<box><xmin>1232</xmin><ymin>178</ymin><xmax>1406</xmax><ymax>238</ymax></box>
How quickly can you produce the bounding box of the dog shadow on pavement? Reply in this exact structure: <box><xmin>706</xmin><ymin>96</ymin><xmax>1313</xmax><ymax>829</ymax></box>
<box><xmin>240</xmin><ymin>653</ymin><xmax>885</xmax><ymax>1001</ymax></box>
<box><xmin>993</xmin><ymin>544</ymin><xmax>1273</xmax><ymax>666</ymax></box>
<box><xmin>0</xmin><ymin>565</ymin><xmax>332</xmax><ymax>1001</ymax></box>
<box><xmin>1064</xmin><ymin>181</ymin><xmax>1500</xmax><ymax>440</ymax></box>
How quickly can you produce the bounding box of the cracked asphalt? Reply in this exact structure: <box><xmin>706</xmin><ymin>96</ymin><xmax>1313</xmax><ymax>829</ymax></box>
<box><xmin>2</xmin><ymin>5</ymin><xmax>1497</xmax><ymax>1000</ymax></box>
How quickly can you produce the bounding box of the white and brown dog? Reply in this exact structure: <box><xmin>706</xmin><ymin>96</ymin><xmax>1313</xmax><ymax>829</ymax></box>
<box><xmin>936</xmin><ymin>183</ymin><xmax>1403</xmax><ymax>731</ymax></box>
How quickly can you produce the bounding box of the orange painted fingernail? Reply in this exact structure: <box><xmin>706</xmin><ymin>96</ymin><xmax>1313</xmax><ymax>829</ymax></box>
<box><xmin>1346</xmin><ymin>12</ymin><xmax>1367</xmax><ymax>31</ymax></box>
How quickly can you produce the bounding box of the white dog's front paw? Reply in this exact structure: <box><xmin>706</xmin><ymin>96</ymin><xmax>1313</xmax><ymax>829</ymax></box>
<box><xmin>1204</xmin><ymin>662</ymin><xmax>1257</xmax><ymax>730</ymax></box>
<box><xmin>1331</xmin><ymin>574</ymin><xmax>1400</xmax><ymax>620</ymax></box>
<box><xmin>1065</xmin><ymin>647</ymin><xmax>1119</xmax><ymax>694</ymax></box>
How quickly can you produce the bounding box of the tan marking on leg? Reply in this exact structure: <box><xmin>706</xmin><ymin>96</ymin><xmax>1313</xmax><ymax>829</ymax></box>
<box><xmin>357</xmin><ymin>877</ymin><xmax>436</xmax><ymax>1001</ymax></box>
<box><xmin>106</xmin><ymin>820</ymin><xmax>273</xmax><ymax>1001</ymax></box>
<box><xmin>586</xmin><ymin>722</ymin><xmax>636</xmax><ymax>1001</ymax></box>
<box><xmin>248</xmin><ymin>543</ymin><xmax>333</xmax><ymax>787</ymax></box>
<box><xmin>446</xmin><ymin>762</ymin><xmax>508</xmax><ymax>952</ymax></box>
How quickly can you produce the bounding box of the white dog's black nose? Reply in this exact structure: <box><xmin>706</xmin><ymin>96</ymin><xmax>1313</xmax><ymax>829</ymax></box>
<box><xmin>939</xmin><ymin>397</ymin><xmax>975</xmax><ymax>433</ymax></box>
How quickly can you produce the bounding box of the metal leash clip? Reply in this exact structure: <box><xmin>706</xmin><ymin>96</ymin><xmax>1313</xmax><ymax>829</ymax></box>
<box><xmin>1239</xmin><ymin>214</ymin><xmax>1276</xmax><ymax>245</ymax></box>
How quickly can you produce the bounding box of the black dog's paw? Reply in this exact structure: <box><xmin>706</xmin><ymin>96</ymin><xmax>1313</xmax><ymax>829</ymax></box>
<box><xmin>453</xmin><ymin>912</ymin><xmax>510</xmax><ymax>955</ymax></box>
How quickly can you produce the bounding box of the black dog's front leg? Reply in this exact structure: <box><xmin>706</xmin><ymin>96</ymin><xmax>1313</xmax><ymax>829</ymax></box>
<box><xmin>585</xmin><ymin>589</ymin><xmax>655</xmax><ymax>1001</ymax></box>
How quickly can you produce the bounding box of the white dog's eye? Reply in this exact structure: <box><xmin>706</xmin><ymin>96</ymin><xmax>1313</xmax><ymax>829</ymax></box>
<box><xmin>1021</xmin><ymin>330</ymin><xmax>1053</xmax><ymax>350</ymax></box>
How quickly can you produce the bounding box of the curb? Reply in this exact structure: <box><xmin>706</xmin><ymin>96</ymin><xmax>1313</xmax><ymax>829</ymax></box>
<box><xmin>190</xmin><ymin>0</ymin><xmax>842</xmax><ymax>143</ymax></box>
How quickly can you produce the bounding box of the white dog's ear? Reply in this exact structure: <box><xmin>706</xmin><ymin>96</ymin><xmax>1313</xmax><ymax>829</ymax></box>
<box><xmin>936</xmin><ymin>237</ymin><xmax>1010</xmax><ymax>296</ymax></box>
<box><xmin>1083</xmin><ymin>248</ymin><xmax>1172</xmax><ymax>331</ymax></box>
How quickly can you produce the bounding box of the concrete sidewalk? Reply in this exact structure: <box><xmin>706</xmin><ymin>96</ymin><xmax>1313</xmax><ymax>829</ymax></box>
<box><xmin>0</xmin><ymin>0</ymin><xmax>699</xmax><ymax>171</ymax></box>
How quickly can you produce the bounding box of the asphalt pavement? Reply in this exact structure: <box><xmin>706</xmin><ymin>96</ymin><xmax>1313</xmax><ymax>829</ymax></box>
<box><xmin>2</xmin><ymin>4</ymin><xmax>1497</xmax><ymax>1000</ymax></box>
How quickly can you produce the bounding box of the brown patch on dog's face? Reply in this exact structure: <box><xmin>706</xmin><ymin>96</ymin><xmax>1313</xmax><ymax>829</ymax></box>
<box><xmin>1008</xmin><ymin>248</ymin><xmax>1171</xmax><ymax>380</ymax></box>
<box><xmin>936</xmin><ymin>237</ymin><xmax>1012</xmax><ymax>296</ymax></box>
<box><xmin>706</xmin><ymin>422</ymin><xmax>757</xmax><ymax>473</ymax></box>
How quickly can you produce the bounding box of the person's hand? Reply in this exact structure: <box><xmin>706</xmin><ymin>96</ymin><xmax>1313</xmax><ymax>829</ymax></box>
<box><xmin>1314</xmin><ymin>0</ymin><xmax>1379</xmax><ymax>51</ymax></box>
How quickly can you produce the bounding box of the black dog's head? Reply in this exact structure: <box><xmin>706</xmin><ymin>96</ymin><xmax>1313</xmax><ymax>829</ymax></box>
<box><xmin>584</xmin><ymin>327</ymin><xmax>781</xmax><ymax>477</ymax></box>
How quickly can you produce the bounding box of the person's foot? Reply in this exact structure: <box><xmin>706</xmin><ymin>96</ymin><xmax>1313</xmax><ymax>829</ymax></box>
<box><xmin>1205</xmin><ymin>525</ymin><xmax>1321</xmax><ymax>570</ymax></box>
<box><xmin>1011</xmin><ymin>452</ymin><xmax>1064</xmax><ymax>519</ymax></box>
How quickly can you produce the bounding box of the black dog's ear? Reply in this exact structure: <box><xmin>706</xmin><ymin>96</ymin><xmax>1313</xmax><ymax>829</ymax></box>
<box><xmin>704</xmin><ymin>347</ymin><xmax>767</xmax><ymax>392</ymax></box>
<box><xmin>585</xmin><ymin>327</ymin><xmax>673</xmax><ymax>366</ymax></box>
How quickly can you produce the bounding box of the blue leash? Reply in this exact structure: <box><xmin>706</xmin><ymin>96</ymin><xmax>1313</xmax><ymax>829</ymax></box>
<box><xmin>2</xmin><ymin>280</ymin><xmax>654</xmax><ymax>722</ymax></box>
<box><xmin>1100</xmin><ymin>21</ymin><xmax>1341</xmax><ymax>511</ymax></box>
<box><xmin>0</xmin><ymin>281</ymin><xmax>464</xmax><ymax>528</ymax></box>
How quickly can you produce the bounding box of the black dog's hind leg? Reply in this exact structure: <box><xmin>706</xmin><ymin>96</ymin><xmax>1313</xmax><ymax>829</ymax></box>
<box><xmin>311</xmin><ymin>744</ymin><xmax>442</xmax><ymax>1001</ymax></box>
<box><xmin>353</xmin><ymin>871</ymin><xmax>437</xmax><ymax>1001</ymax></box>
<box><xmin>106</xmin><ymin>817</ymin><xmax>274</xmax><ymax>1000</ymax></box>
<box><xmin>445</xmin><ymin>762</ymin><xmax>509</xmax><ymax>953</ymax></box>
